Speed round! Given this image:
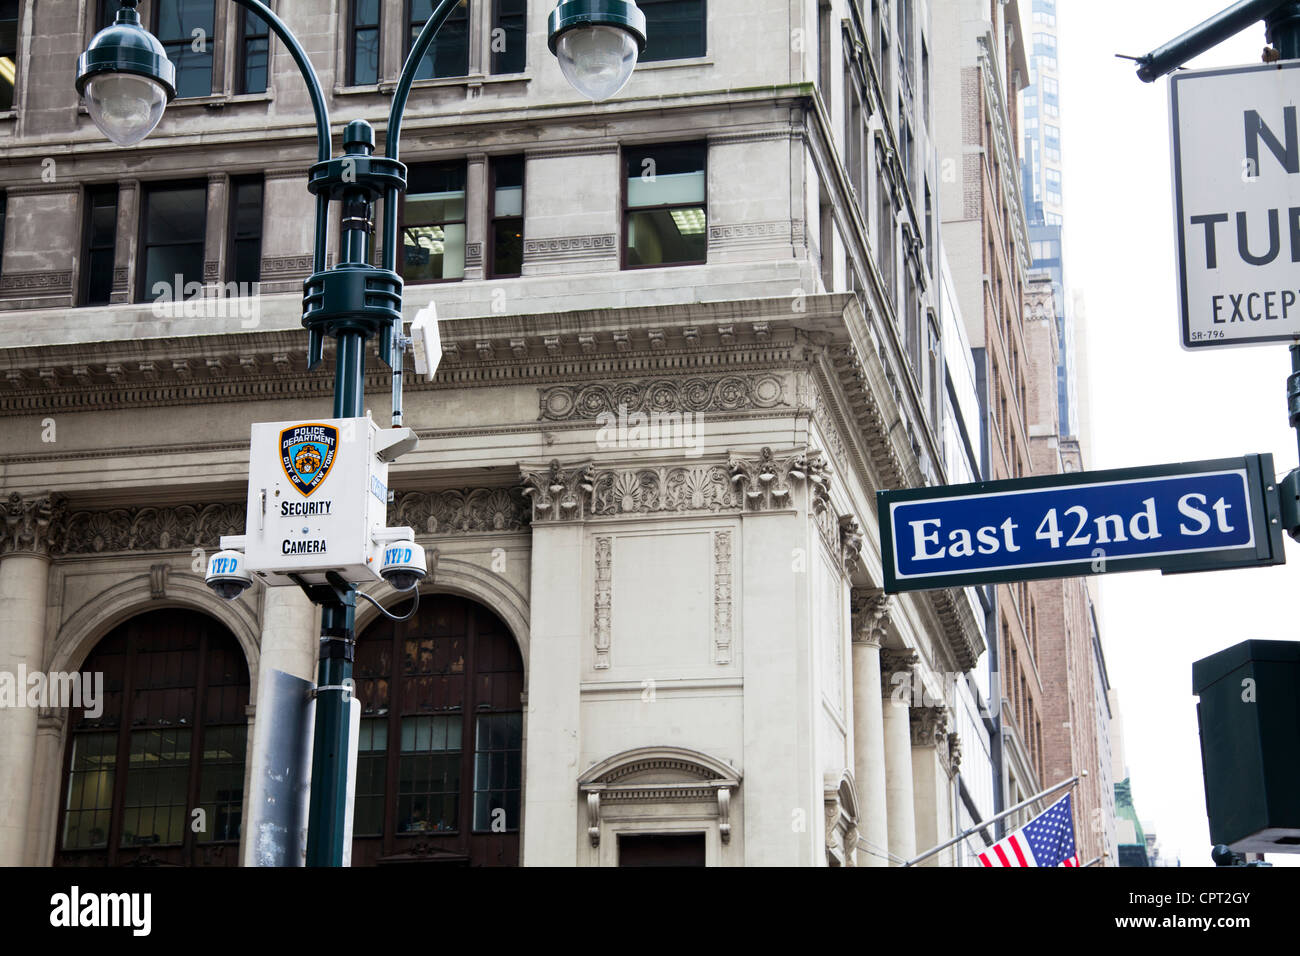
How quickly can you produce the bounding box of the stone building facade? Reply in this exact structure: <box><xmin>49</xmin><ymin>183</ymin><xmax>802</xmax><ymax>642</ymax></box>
<box><xmin>0</xmin><ymin>0</ymin><xmax>998</xmax><ymax>866</ymax></box>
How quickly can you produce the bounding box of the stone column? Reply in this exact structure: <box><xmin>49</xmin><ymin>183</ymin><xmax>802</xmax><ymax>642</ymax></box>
<box><xmin>850</xmin><ymin>589</ymin><xmax>890</xmax><ymax>867</ymax></box>
<box><xmin>880</xmin><ymin>647</ymin><xmax>918</xmax><ymax>864</ymax></box>
<box><xmin>519</xmin><ymin>460</ymin><xmax>593</xmax><ymax>866</ymax></box>
<box><xmin>241</xmin><ymin>585</ymin><xmax>318</xmax><ymax>867</ymax></box>
<box><xmin>110</xmin><ymin>180</ymin><xmax>139</xmax><ymax>304</ymax></box>
<box><xmin>0</xmin><ymin>493</ymin><xmax>63</xmax><ymax>866</ymax></box>
<box><xmin>203</xmin><ymin>172</ymin><xmax>230</xmax><ymax>292</ymax></box>
<box><xmin>911</xmin><ymin>704</ymin><xmax>956</xmax><ymax>867</ymax></box>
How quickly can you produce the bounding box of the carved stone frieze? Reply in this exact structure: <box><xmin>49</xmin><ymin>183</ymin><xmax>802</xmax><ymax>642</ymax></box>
<box><xmin>589</xmin><ymin>464</ymin><xmax>740</xmax><ymax>517</ymax></box>
<box><xmin>520</xmin><ymin>460</ymin><xmax>595</xmax><ymax>522</ymax></box>
<box><xmin>57</xmin><ymin>502</ymin><xmax>245</xmax><ymax>555</ymax></box>
<box><xmin>391</xmin><ymin>488</ymin><xmax>529</xmax><ymax>535</ymax></box>
<box><xmin>538</xmin><ymin>373</ymin><xmax>786</xmax><ymax>421</ymax></box>
<box><xmin>2</xmin><ymin>492</ymin><xmax>67</xmax><ymax>556</ymax></box>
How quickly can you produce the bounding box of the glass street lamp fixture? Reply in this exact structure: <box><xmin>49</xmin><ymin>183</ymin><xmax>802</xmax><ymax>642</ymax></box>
<box><xmin>74</xmin><ymin>0</ymin><xmax>175</xmax><ymax>146</ymax></box>
<box><xmin>548</xmin><ymin>0</ymin><xmax>647</xmax><ymax>101</ymax></box>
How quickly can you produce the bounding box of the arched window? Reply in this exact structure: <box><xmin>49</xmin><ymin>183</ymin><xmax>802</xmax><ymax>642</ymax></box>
<box><xmin>351</xmin><ymin>594</ymin><xmax>524</xmax><ymax>866</ymax></box>
<box><xmin>56</xmin><ymin>609</ymin><xmax>250</xmax><ymax>867</ymax></box>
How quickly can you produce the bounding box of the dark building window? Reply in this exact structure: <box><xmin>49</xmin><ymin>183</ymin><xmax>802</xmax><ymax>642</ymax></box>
<box><xmin>488</xmin><ymin>155</ymin><xmax>524</xmax><ymax>277</ymax></box>
<box><xmin>56</xmin><ymin>609</ymin><xmax>250</xmax><ymax>867</ymax></box>
<box><xmin>350</xmin><ymin>0</ymin><xmax>381</xmax><ymax>85</ymax></box>
<box><xmin>638</xmin><ymin>0</ymin><xmax>706</xmax><ymax>62</ymax></box>
<box><xmin>153</xmin><ymin>0</ymin><xmax>216</xmax><ymax>99</ymax></box>
<box><xmin>0</xmin><ymin>0</ymin><xmax>17</xmax><ymax>111</ymax></box>
<box><xmin>491</xmin><ymin>0</ymin><xmax>526</xmax><ymax>74</ymax></box>
<box><xmin>351</xmin><ymin>594</ymin><xmax>523</xmax><ymax>866</ymax></box>
<box><xmin>402</xmin><ymin>161</ymin><xmax>466</xmax><ymax>283</ymax></box>
<box><xmin>623</xmin><ymin>142</ymin><xmax>707</xmax><ymax>268</ymax></box>
<box><xmin>237</xmin><ymin>8</ymin><xmax>269</xmax><ymax>94</ymax></box>
<box><xmin>408</xmin><ymin>0</ymin><xmax>469</xmax><ymax>80</ymax></box>
<box><xmin>81</xmin><ymin>186</ymin><xmax>119</xmax><ymax>306</ymax></box>
<box><xmin>140</xmin><ymin>182</ymin><xmax>208</xmax><ymax>302</ymax></box>
<box><xmin>227</xmin><ymin>177</ymin><xmax>263</xmax><ymax>284</ymax></box>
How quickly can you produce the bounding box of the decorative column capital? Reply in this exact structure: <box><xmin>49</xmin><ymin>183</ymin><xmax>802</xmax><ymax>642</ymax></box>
<box><xmin>850</xmin><ymin>588</ymin><xmax>891</xmax><ymax>646</ymax></box>
<box><xmin>728</xmin><ymin>446</ymin><xmax>828</xmax><ymax>511</ymax></box>
<box><xmin>520</xmin><ymin>459</ymin><xmax>595</xmax><ymax>522</ymax></box>
<box><xmin>909</xmin><ymin>704</ymin><xmax>950</xmax><ymax>751</ymax></box>
<box><xmin>1</xmin><ymin>492</ymin><xmax>67</xmax><ymax>557</ymax></box>
<box><xmin>879</xmin><ymin>647</ymin><xmax>919</xmax><ymax>700</ymax></box>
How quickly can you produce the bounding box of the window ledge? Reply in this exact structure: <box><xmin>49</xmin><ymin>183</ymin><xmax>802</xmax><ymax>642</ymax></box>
<box><xmin>75</xmin><ymin>92</ymin><xmax>274</xmax><ymax>116</ymax></box>
<box><xmin>0</xmin><ymin>109</ymin><xmax>16</xmax><ymax>124</ymax></box>
<box><xmin>636</xmin><ymin>55</ymin><xmax>714</xmax><ymax>71</ymax></box>
<box><xmin>336</xmin><ymin>73</ymin><xmax>531</xmax><ymax>97</ymax></box>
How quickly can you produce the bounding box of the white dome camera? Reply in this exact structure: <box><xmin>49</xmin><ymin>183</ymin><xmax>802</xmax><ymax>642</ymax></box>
<box><xmin>380</xmin><ymin>540</ymin><xmax>427</xmax><ymax>591</ymax></box>
<box><xmin>205</xmin><ymin>549</ymin><xmax>253</xmax><ymax>600</ymax></box>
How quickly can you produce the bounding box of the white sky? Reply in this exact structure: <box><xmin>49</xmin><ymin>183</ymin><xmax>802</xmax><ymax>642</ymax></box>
<box><xmin>1057</xmin><ymin>0</ymin><xmax>1299</xmax><ymax>866</ymax></box>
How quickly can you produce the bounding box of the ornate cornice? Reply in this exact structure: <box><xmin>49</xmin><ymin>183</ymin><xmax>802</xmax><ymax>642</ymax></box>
<box><xmin>391</xmin><ymin>487</ymin><xmax>529</xmax><ymax>534</ymax></box>
<box><xmin>538</xmin><ymin>373</ymin><xmax>787</xmax><ymax>421</ymax></box>
<box><xmin>2</xmin><ymin>492</ymin><xmax>66</xmax><ymax>556</ymax></box>
<box><xmin>519</xmin><ymin>459</ymin><xmax>594</xmax><ymax>522</ymax></box>
<box><xmin>927</xmin><ymin>587</ymin><xmax>985</xmax><ymax>673</ymax></box>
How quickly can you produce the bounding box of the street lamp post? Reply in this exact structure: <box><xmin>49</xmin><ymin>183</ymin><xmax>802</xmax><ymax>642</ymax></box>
<box><xmin>75</xmin><ymin>0</ymin><xmax>647</xmax><ymax>866</ymax></box>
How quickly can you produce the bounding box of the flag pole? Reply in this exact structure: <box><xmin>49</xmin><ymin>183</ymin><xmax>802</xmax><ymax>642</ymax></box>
<box><xmin>902</xmin><ymin>771</ymin><xmax>1086</xmax><ymax>867</ymax></box>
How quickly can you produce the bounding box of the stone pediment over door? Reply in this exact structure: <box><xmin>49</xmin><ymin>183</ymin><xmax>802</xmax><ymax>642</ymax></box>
<box><xmin>578</xmin><ymin>746</ymin><xmax>741</xmax><ymax>848</ymax></box>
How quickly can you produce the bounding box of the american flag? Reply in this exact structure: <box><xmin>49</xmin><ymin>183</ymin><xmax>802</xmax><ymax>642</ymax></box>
<box><xmin>977</xmin><ymin>793</ymin><xmax>1079</xmax><ymax>867</ymax></box>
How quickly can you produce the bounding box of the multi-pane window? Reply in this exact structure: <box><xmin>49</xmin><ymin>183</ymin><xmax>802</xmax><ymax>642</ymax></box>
<box><xmin>402</xmin><ymin>161</ymin><xmax>467</xmax><ymax>282</ymax></box>
<box><xmin>398</xmin><ymin>715</ymin><xmax>462</xmax><ymax>832</ymax></box>
<box><xmin>81</xmin><ymin>186</ymin><xmax>119</xmax><ymax>306</ymax></box>
<box><xmin>1034</xmin><ymin>33</ymin><xmax>1057</xmax><ymax>72</ymax></box>
<box><xmin>408</xmin><ymin>0</ymin><xmax>470</xmax><ymax>80</ymax></box>
<box><xmin>350</xmin><ymin>0</ymin><xmax>381</xmax><ymax>85</ymax></box>
<box><xmin>491</xmin><ymin>0</ymin><xmax>526</xmax><ymax>74</ymax></box>
<box><xmin>350</xmin><ymin>595</ymin><xmax>524</xmax><ymax>866</ymax></box>
<box><xmin>153</xmin><ymin>0</ymin><xmax>216</xmax><ymax>99</ymax></box>
<box><xmin>472</xmin><ymin>713</ymin><xmax>522</xmax><ymax>831</ymax></box>
<box><xmin>140</xmin><ymin>182</ymin><xmax>208</xmax><ymax>302</ymax></box>
<box><xmin>236</xmin><ymin>8</ymin><xmax>269</xmax><ymax>95</ymax></box>
<box><xmin>1043</xmin><ymin>124</ymin><xmax>1061</xmax><ymax>163</ymax></box>
<box><xmin>638</xmin><ymin>0</ymin><xmax>706</xmax><ymax>62</ymax></box>
<box><xmin>227</xmin><ymin>177</ymin><xmax>263</xmax><ymax>284</ymax></box>
<box><xmin>623</xmin><ymin>142</ymin><xmax>707</xmax><ymax>268</ymax></box>
<box><xmin>1045</xmin><ymin>168</ymin><xmax>1062</xmax><ymax>205</ymax></box>
<box><xmin>0</xmin><ymin>0</ymin><xmax>17</xmax><ymax>111</ymax></box>
<box><xmin>57</xmin><ymin>610</ymin><xmax>250</xmax><ymax>866</ymax></box>
<box><xmin>488</xmin><ymin>155</ymin><xmax>524</xmax><ymax>278</ymax></box>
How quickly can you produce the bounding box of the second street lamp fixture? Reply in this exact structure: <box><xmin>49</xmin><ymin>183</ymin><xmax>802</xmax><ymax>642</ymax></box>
<box><xmin>548</xmin><ymin>0</ymin><xmax>648</xmax><ymax>100</ymax></box>
<box><xmin>74</xmin><ymin>0</ymin><xmax>174</xmax><ymax>146</ymax></box>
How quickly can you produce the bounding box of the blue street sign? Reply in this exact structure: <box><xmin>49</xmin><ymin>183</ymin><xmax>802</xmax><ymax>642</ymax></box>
<box><xmin>878</xmin><ymin>455</ymin><xmax>1284</xmax><ymax>593</ymax></box>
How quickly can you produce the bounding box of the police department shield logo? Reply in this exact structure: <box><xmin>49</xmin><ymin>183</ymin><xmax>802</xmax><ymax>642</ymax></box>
<box><xmin>280</xmin><ymin>423</ymin><xmax>338</xmax><ymax>497</ymax></box>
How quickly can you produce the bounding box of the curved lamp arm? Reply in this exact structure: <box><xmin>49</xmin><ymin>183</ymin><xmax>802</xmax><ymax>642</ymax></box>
<box><xmin>381</xmin><ymin>0</ymin><xmax>466</xmax><ymax>274</ymax></box>
<box><xmin>225</xmin><ymin>0</ymin><xmax>334</xmax><ymax>274</ymax></box>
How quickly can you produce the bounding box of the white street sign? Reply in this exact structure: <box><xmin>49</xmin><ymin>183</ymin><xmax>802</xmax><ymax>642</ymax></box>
<box><xmin>1171</xmin><ymin>62</ymin><xmax>1300</xmax><ymax>349</ymax></box>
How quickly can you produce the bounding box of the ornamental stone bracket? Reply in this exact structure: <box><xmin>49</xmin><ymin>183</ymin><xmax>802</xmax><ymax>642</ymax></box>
<box><xmin>519</xmin><ymin>460</ymin><xmax>595</xmax><ymax>522</ymax></box>
<box><xmin>729</xmin><ymin>446</ymin><xmax>827</xmax><ymax>512</ymax></box>
<box><xmin>1</xmin><ymin>492</ymin><xmax>66</xmax><ymax>556</ymax></box>
<box><xmin>839</xmin><ymin>515</ymin><xmax>864</xmax><ymax>575</ymax></box>
<box><xmin>850</xmin><ymin>588</ymin><xmax>891</xmax><ymax>647</ymax></box>
<box><xmin>824</xmin><ymin>772</ymin><xmax>860</xmax><ymax>867</ymax></box>
<box><xmin>578</xmin><ymin>746</ymin><xmax>741</xmax><ymax>848</ymax></box>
